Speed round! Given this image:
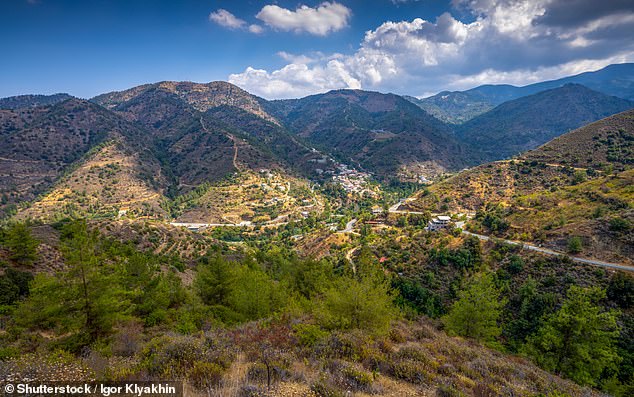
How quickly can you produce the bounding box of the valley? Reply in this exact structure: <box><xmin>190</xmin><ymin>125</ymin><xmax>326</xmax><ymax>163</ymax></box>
<box><xmin>1</xmin><ymin>64</ymin><xmax>633</xmax><ymax>397</ymax></box>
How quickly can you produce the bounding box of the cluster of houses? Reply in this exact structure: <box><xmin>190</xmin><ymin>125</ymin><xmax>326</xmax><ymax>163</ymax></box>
<box><xmin>331</xmin><ymin>164</ymin><xmax>374</xmax><ymax>194</ymax></box>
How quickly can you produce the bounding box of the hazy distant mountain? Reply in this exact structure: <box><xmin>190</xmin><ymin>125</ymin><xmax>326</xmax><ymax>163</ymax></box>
<box><xmin>409</xmin><ymin>63</ymin><xmax>634</xmax><ymax>123</ymax></box>
<box><xmin>270</xmin><ymin>89</ymin><xmax>474</xmax><ymax>178</ymax></box>
<box><xmin>0</xmin><ymin>93</ymin><xmax>74</xmax><ymax>110</ymax></box>
<box><xmin>404</xmin><ymin>93</ymin><xmax>495</xmax><ymax>124</ymax></box>
<box><xmin>457</xmin><ymin>84</ymin><xmax>633</xmax><ymax>161</ymax></box>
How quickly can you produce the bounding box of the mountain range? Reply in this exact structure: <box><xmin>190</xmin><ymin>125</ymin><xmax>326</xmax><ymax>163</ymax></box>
<box><xmin>456</xmin><ymin>84</ymin><xmax>633</xmax><ymax>161</ymax></box>
<box><xmin>1</xmin><ymin>63</ymin><xmax>633</xmax><ymax>220</ymax></box>
<box><xmin>267</xmin><ymin>89</ymin><xmax>473</xmax><ymax>178</ymax></box>
<box><xmin>408</xmin><ymin>63</ymin><xmax>634</xmax><ymax>124</ymax></box>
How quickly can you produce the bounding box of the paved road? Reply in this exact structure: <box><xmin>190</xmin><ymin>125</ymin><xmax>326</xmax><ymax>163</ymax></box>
<box><xmin>339</xmin><ymin>218</ymin><xmax>358</xmax><ymax>233</ymax></box>
<box><xmin>462</xmin><ymin>230</ymin><xmax>634</xmax><ymax>272</ymax></box>
<box><xmin>170</xmin><ymin>222</ymin><xmax>252</xmax><ymax>229</ymax></box>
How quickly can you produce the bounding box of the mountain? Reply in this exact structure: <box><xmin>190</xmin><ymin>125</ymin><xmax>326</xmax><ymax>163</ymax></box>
<box><xmin>17</xmin><ymin>140</ymin><xmax>167</xmax><ymax>221</ymax></box>
<box><xmin>0</xmin><ymin>93</ymin><xmax>74</xmax><ymax>110</ymax></box>
<box><xmin>406</xmin><ymin>109</ymin><xmax>634</xmax><ymax>264</ymax></box>
<box><xmin>92</xmin><ymin>81</ymin><xmax>331</xmax><ymax>189</ymax></box>
<box><xmin>0</xmin><ymin>81</ymin><xmax>336</xmax><ymax>221</ymax></box>
<box><xmin>405</xmin><ymin>93</ymin><xmax>495</xmax><ymax>124</ymax></box>
<box><xmin>269</xmin><ymin>89</ymin><xmax>474</xmax><ymax>179</ymax></box>
<box><xmin>456</xmin><ymin>84</ymin><xmax>633</xmax><ymax>161</ymax></box>
<box><xmin>93</xmin><ymin>81</ymin><xmax>276</xmax><ymax>123</ymax></box>
<box><xmin>411</xmin><ymin>63</ymin><xmax>634</xmax><ymax>123</ymax></box>
<box><xmin>0</xmin><ymin>97</ymin><xmax>156</xmax><ymax>217</ymax></box>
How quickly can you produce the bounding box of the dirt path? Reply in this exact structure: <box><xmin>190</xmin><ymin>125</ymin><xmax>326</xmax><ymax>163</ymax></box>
<box><xmin>215</xmin><ymin>352</ymin><xmax>250</xmax><ymax>397</ymax></box>
<box><xmin>199</xmin><ymin>116</ymin><xmax>241</xmax><ymax>171</ymax></box>
<box><xmin>345</xmin><ymin>246</ymin><xmax>359</xmax><ymax>274</ymax></box>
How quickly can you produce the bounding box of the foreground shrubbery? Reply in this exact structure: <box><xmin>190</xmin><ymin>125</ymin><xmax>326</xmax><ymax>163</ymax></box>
<box><xmin>0</xmin><ymin>220</ymin><xmax>632</xmax><ymax>396</ymax></box>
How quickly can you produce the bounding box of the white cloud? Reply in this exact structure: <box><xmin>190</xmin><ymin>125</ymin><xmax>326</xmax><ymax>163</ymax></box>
<box><xmin>248</xmin><ymin>24</ymin><xmax>264</xmax><ymax>34</ymax></box>
<box><xmin>256</xmin><ymin>2</ymin><xmax>351</xmax><ymax>36</ymax></box>
<box><xmin>229</xmin><ymin>60</ymin><xmax>361</xmax><ymax>99</ymax></box>
<box><xmin>209</xmin><ymin>9</ymin><xmax>246</xmax><ymax>30</ymax></box>
<box><xmin>277</xmin><ymin>51</ymin><xmax>317</xmax><ymax>64</ymax></box>
<box><xmin>209</xmin><ymin>9</ymin><xmax>266</xmax><ymax>34</ymax></box>
<box><xmin>230</xmin><ymin>0</ymin><xmax>634</xmax><ymax>98</ymax></box>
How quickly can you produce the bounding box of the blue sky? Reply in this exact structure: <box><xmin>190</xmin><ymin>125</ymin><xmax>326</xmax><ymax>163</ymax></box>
<box><xmin>1</xmin><ymin>0</ymin><xmax>633</xmax><ymax>99</ymax></box>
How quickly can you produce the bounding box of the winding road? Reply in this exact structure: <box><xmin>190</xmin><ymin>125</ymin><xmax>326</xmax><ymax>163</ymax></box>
<box><xmin>461</xmin><ymin>230</ymin><xmax>634</xmax><ymax>272</ymax></box>
<box><xmin>338</xmin><ymin>218</ymin><xmax>358</xmax><ymax>233</ymax></box>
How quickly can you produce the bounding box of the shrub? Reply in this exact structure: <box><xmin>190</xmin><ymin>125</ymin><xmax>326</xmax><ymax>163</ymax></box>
<box><xmin>293</xmin><ymin>323</ymin><xmax>329</xmax><ymax>348</ymax></box>
<box><xmin>343</xmin><ymin>366</ymin><xmax>374</xmax><ymax>390</ymax></box>
<box><xmin>142</xmin><ymin>335</ymin><xmax>203</xmax><ymax>377</ymax></box>
<box><xmin>566</xmin><ymin>236</ymin><xmax>583</xmax><ymax>254</ymax></box>
<box><xmin>189</xmin><ymin>361</ymin><xmax>224</xmax><ymax>390</ymax></box>
<box><xmin>0</xmin><ymin>268</ymin><xmax>33</xmax><ymax>306</ymax></box>
<box><xmin>311</xmin><ymin>377</ymin><xmax>345</xmax><ymax>397</ymax></box>
<box><xmin>571</xmin><ymin>170</ymin><xmax>587</xmax><ymax>184</ymax></box>
<box><xmin>609</xmin><ymin>217</ymin><xmax>632</xmax><ymax>233</ymax></box>
<box><xmin>389</xmin><ymin>359</ymin><xmax>431</xmax><ymax>384</ymax></box>
<box><xmin>506</xmin><ymin>255</ymin><xmax>524</xmax><ymax>275</ymax></box>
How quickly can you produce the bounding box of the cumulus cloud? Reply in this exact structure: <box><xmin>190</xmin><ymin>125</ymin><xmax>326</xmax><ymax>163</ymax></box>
<box><xmin>229</xmin><ymin>54</ymin><xmax>360</xmax><ymax>99</ymax></box>
<box><xmin>230</xmin><ymin>0</ymin><xmax>634</xmax><ymax>98</ymax></box>
<box><xmin>256</xmin><ymin>2</ymin><xmax>351</xmax><ymax>36</ymax></box>
<box><xmin>209</xmin><ymin>9</ymin><xmax>246</xmax><ymax>30</ymax></box>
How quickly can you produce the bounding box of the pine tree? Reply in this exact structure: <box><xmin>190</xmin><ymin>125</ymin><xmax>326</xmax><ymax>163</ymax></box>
<box><xmin>567</xmin><ymin>236</ymin><xmax>583</xmax><ymax>254</ymax></box>
<box><xmin>442</xmin><ymin>272</ymin><xmax>506</xmax><ymax>342</ymax></box>
<box><xmin>228</xmin><ymin>265</ymin><xmax>288</xmax><ymax>321</ymax></box>
<box><xmin>524</xmin><ymin>286</ymin><xmax>621</xmax><ymax>386</ymax></box>
<box><xmin>16</xmin><ymin>220</ymin><xmax>130</xmax><ymax>340</ymax></box>
<box><xmin>317</xmin><ymin>270</ymin><xmax>397</xmax><ymax>335</ymax></box>
<box><xmin>194</xmin><ymin>255</ymin><xmax>235</xmax><ymax>306</ymax></box>
<box><xmin>4</xmin><ymin>222</ymin><xmax>39</xmax><ymax>265</ymax></box>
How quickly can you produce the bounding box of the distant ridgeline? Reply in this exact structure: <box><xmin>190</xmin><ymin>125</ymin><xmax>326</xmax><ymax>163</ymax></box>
<box><xmin>0</xmin><ymin>63</ymin><xmax>632</xmax><ymax>221</ymax></box>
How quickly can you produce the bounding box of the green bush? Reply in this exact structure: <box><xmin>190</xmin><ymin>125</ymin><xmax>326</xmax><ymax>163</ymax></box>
<box><xmin>189</xmin><ymin>361</ymin><xmax>224</xmax><ymax>390</ymax></box>
<box><xmin>609</xmin><ymin>217</ymin><xmax>632</xmax><ymax>233</ymax></box>
<box><xmin>311</xmin><ymin>377</ymin><xmax>345</xmax><ymax>397</ymax></box>
<box><xmin>293</xmin><ymin>323</ymin><xmax>329</xmax><ymax>348</ymax></box>
<box><xmin>389</xmin><ymin>359</ymin><xmax>431</xmax><ymax>384</ymax></box>
<box><xmin>341</xmin><ymin>365</ymin><xmax>374</xmax><ymax>391</ymax></box>
<box><xmin>566</xmin><ymin>236</ymin><xmax>583</xmax><ymax>254</ymax></box>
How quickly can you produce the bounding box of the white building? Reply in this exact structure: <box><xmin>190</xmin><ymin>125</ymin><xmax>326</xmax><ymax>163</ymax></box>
<box><xmin>425</xmin><ymin>215</ymin><xmax>452</xmax><ymax>231</ymax></box>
